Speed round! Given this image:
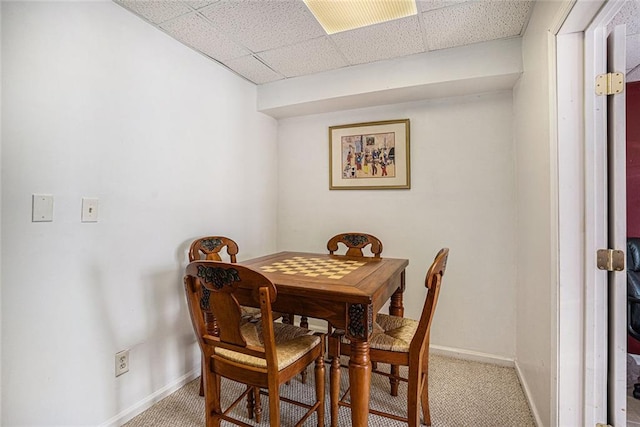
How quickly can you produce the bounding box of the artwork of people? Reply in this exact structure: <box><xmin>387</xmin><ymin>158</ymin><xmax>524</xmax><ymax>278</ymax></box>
<box><xmin>341</xmin><ymin>132</ymin><xmax>396</xmax><ymax>179</ymax></box>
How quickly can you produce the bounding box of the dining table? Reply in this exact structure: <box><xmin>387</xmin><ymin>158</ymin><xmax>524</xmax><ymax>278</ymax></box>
<box><xmin>239</xmin><ymin>251</ymin><xmax>409</xmax><ymax>427</ymax></box>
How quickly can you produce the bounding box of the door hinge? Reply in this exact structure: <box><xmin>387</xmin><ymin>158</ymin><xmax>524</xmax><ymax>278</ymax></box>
<box><xmin>595</xmin><ymin>424</ymin><xmax>613</xmax><ymax>427</ymax></box>
<box><xmin>597</xmin><ymin>249</ymin><xmax>625</xmax><ymax>271</ymax></box>
<box><xmin>595</xmin><ymin>72</ymin><xmax>625</xmax><ymax>95</ymax></box>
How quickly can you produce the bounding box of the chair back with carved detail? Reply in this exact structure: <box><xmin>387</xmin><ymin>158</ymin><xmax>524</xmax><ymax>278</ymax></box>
<box><xmin>184</xmin><ymin>261</ymin><xmax>278</xmax><ymax>364</ymax></box>
<box><xmin>326</xmin><ymin>233</ymin><xmax>383</xmax><ymax>258</ymax></box>
<box><xmin>184</xmin><ymin>260</ymin><xmax>326</xmax><ymax>427</ymax></box>
<box><xmin>189</xmin><ymin>236</ymin><xmax>239</xmax><ymax>263</ymax></box>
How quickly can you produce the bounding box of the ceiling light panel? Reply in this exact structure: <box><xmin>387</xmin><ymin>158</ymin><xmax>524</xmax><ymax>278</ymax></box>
<box><xmin>304</xmin><ymin>0</ymin><xmax>417</xmax><ymax>34</ymax></box>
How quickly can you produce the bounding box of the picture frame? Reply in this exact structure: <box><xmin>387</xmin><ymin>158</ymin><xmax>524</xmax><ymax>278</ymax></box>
<box><xmin>329</xmin><ymin>119</ymin><xmax>410</xmax><ymax>190</ymax></box>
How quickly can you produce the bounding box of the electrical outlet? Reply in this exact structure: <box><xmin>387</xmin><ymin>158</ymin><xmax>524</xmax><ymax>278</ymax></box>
<box><xmin>115</xmin><ymin>350</ymin><xmax>129</xmax><ymax>377</ymax></box>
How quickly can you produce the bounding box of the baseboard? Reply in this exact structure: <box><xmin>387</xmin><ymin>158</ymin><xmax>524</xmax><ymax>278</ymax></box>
<box><xmin>514</xmin><ymin>361</ymin><xmax>543</xmax><ymax>427</ymax></box>
<box><xmin>429</xmin><ymin>344</ymin><xmax>515</xmax><ymax>367</ymax></box>
<box><xmin>99</xmin><ymin>368</ymin><xmax>200</xmax><ymax>427</ymax></box>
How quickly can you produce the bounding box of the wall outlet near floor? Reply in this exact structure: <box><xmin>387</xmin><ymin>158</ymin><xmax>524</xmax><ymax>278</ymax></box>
<box><xmin>115</xmin><ymin>350</ymin><xmax>129</xmax><ymax>377</ymax></box>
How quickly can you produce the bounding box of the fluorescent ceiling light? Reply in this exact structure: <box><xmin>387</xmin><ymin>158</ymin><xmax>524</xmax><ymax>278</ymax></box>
<box><xmin>304</xmin><ymin>0</ymin><xmax>418</xmax><ymax>35</ymax></box>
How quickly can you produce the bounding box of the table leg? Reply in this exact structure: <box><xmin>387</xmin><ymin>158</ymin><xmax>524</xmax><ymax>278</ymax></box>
<box><xmin>389</xmin><ymin>270</ymin><xmax>406</xmax><ymax>317</ymax></box>
<box><xmin>349</xmin><ymin>340</ymin><xmax>371</xmax><ymax>427</ymax></box>
<box><xmin>389</xmin><ymin>271</ymin><xmax>405</xmax><ymax>396</ymax></box>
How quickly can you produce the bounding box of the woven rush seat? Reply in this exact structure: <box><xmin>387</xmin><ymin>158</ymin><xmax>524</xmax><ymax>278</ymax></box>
<box><xmin>184</xmin><ymin>260</ymin><xmax>326</xmax><ymax>427</ymax></box>
<box><xmin>216</xmin><ymin>321</ymin><xmax>321</xmax><ymax>369</ymax></box>
<box><xmin>328</xmin><ymin>248</ymin><xmax>449</xmax><ymax>427</ymax></box>
<box><xmin>336</xmin><ymin>314</ymin><xmax>418</xmax><ymax>353</ymax></box>
<box><xmin>241</xmin><ymin>306</ymin><xmax>262</xmax><ymax>318</ymax></box>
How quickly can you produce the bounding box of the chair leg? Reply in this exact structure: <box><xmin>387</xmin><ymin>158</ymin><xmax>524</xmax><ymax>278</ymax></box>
<box><xmin>315</xmin><ymin>353</ymin><xmax>326</xmax><ymax>427</ymax></box>
<box><xmin>420</xmin><ymin>371</ymin><xmax>431</xmax><ymax>426</ymax></box>
<box><xmin>246</xmin><ymin>387</ymin><xmax>255</xmax><ymax>419</ymax></box>
<box><xmin>254</xmin><ymin>386</ymin><xmax>263</xmax><ymax>423</ymax></box>
<box><xmin>199</xmin><ymin>355</ymin><xmax>205</xmax><ymax>396</ymax></box>
<box><xmin>300</xmin><ymin>317</ymin><xmax>308</xmax><ymax>384</ymax></box>
<box><xmin>268</xmin><ymin>384</ymin><xmax>281</xmax><ymax>427</ymax></box>
<box><xmin>390</xmin><ymin>364</ymin><xmax>400</xmax><ymax>396</ymax></box>
<box><xmin>330</xmin><ymin>355</ymin><xmax>341</xmax><ymax>427</ymax></box>
<box><xmin>406</xmin><ymin>368</ymin><xmax>421</xmax><ymax>427</ymax></box>
<box><xmin>421</xmin><ymin>355</ymin><xmax>431</xmax><ymax>426</ymax></box>
<box><xmin>204</xmin><ymin>369</ymin><xmax>222</xmax><ymax>427</ymax></box>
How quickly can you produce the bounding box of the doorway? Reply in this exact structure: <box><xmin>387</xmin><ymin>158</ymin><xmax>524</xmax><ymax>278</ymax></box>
<box><xmin>556</xmin><ymin>0</ymin><xmax>639</xmax><ymax>425</ymax></box>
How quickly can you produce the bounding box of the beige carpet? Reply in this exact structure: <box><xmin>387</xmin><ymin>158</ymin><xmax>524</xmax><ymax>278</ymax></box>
<box><xmin>124</xmin><ymin>355</ymin><xmax>535</xmax><ymax>426</ymax></box>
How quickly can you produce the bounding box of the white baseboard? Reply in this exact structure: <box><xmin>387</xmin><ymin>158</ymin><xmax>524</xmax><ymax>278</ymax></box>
<box><xmin>430</xmin><ymin>345</ymin><xmax>540</xmax><ymax>426</ymax></box>
<box><xmin>99</xmin><ymin>368</ymin><xmax>200</xmax><ymax>427</ymax></box>
<box><xmin>429</xmin><ymin>344</ymin><xmax>515</xmax><ymax>367</ymax></box>
<box><xmin>514</xmin><ymin>362</ymin><xmax>543</xmax><ymax>427</ymax></box>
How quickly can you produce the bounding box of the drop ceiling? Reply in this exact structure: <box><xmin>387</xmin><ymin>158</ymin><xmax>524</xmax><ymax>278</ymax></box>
<box><xmin>115</xmin><ymin>0</ymin><xmax>534</xmax><ymax>85</ymax></box>
<box><xmin>609</xmin><ymin>0</ymin><xmax>640</xmax><ymax>82</ymax></box>
<box><xmin>116</xmin><ymin>0</ymin><xmax>640</xmax><ymax>85</ymax></box>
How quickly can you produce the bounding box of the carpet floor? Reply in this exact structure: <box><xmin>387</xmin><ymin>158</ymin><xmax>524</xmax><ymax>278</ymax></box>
<box><xmin>123</xmin><ymin>355</ymin><xmax>535</xmax><ymax>426</ymax></box>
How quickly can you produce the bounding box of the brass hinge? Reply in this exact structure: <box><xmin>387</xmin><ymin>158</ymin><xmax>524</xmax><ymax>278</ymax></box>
<box><xmin>595</xmin><ymin>72</ymin><xmax>625</xmax><ymax>95</ymax></box>
<box><xmin>595</xmin><ymin>424</ymin><xmax>613</xmax><ymax>427</ymax></box>
<box><xmin>597</xmin><ymin>249</ymin><xmax>625</xmax><ymax>271</ymax></box>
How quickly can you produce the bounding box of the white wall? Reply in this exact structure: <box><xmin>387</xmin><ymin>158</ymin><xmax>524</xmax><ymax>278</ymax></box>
<box><xmin>513</xmin><ymin>1</ymin><xmax>568</xmax><ymax>425</ymax></box>
<box><xmin>258</xmin><ymin>37</ymin><xmax>522</xmax><ymax>119</ymax></box>
<box><xmin>1</xmin><ymin>2</ymin><xmax>277</xmax><ymax>426</ymax></box>
<box><xmin>276</xmin><ymin>92</ymin><xmax>518</xmax><ymax>359</ymax></box>
<box><xmin>0</xmin><ymin>2</ymin><xmax>3</xmax><ymax>422</ymax></box>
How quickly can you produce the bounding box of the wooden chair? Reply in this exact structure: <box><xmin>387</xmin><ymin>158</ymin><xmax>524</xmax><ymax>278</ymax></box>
<box><xmin>189</xmin><ymin>236</ymin><xmax>262</xmax><ymax>322</ymax></box>
<box><xmin>184</xmin><ymin>261</ymin><xmax>326</xmax><ymax>427</ymax></box>
<box><xmin>190</xmin><ymin>236</ymin><xmax>260</xmax><ymax>396</ymax></box>
<box><xmin>296</xmin><ymin>233</ymin><xmax>384</xmax><ymax>331</ymax></box>
<box><xmin>328</xmin><ymin>248</ymin><xmax>449</xmax><ymax>427</ymax></box>
<box><xmin>327</xmin><ymin>232</ymin><xmax>383</xmax><ymax>259</ymax></box>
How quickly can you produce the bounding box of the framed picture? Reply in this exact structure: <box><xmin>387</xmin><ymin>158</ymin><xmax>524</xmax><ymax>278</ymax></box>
<box><xmin>329</xmin><ymin>119</ymin><xmax>410</xmax><ymax>190</ymax></box>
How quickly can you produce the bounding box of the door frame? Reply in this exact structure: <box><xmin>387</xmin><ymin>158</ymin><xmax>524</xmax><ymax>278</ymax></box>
<box><xmin>556</xmin><ymin>0</ymin><xmax>627</xmax><ymax>425</ymax></box>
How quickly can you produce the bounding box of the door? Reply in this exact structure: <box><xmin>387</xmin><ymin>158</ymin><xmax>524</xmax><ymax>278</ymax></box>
<box><xmin>607</xmin><ymin>23</ymin><xmax>627</xmax><ymax>427</ymax></box>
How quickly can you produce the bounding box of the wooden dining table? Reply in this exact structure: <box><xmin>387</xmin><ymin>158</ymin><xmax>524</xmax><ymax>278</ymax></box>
<box><xmin>239</xmin><ymin>251</ymin><xmax>409</xmax><ymax>427</ymax></box>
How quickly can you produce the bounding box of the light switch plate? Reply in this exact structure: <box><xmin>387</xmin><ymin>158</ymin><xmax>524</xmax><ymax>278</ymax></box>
<box><xmin>32</xmin><ymin>194</ymin><xmax>53</xmax><ymax>222</ymax></box>
<box><xmin>81</xmin><ymin>198</ymin><xmax>99</xmax><ymax>222</ymax></box>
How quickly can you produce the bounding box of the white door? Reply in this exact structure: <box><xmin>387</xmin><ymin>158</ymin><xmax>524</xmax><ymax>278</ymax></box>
<box><xmin>607</xmin><ymin>23</ymin><xmax>627</xmax><ymax>427</ymax></box>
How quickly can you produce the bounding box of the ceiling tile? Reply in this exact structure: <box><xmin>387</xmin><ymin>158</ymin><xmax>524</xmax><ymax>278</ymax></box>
<box><xmin>116</xmin><ymin>0</ymin><xmax>192</xmax><ymax>24</ymax></box>
<box><xmin>223</xmin><ymin>56</ymin><xmax>284</xmax><ymax>84</ymax></box>
<box><xmin>332</xmin><ymin>16</ymin><xmax>426</xmax><ymax>65</ymax></box>
<box><xmin>416</xmin><ymin>0</ymin><xmax>470</xmax><ymax>13</ymax></box>
<box><xmin>628</xmin><ymin>34</ymin><xmax>640</xmax><ymax>71</ymax></box>
<box><xmin>200</xmin><ymin>0</ymin><xmax>326</xmax><ymax>52</ymax></box>
<box><xmin>181</xmin><ymin>1</ymin><xmax>218</xmax><ymax>10</ymax></box>
<box><xmin>610</xmin><ymin>0</ymin><xmax>640</xmax><ymax>36</ymax></box>
<box><xmin>257</xmin><ymin>37</ymin><xmax>348</xmax><ymax>78</ymax></box>
<box><xmin>160</xmin><ymin>13</ymin><xmax>249</xmax><ymax>61</ymax></box>
<box><xmin>421</xmin><ymin>1</ymin><xmax>532</xmax><ymax>51</ymax></box>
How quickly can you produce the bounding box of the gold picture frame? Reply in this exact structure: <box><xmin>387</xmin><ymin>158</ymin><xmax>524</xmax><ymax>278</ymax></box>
<box><xmin>329</xmin><ymin>119</ymin><xmax>410</xmax><ymax>190</ymax></box>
